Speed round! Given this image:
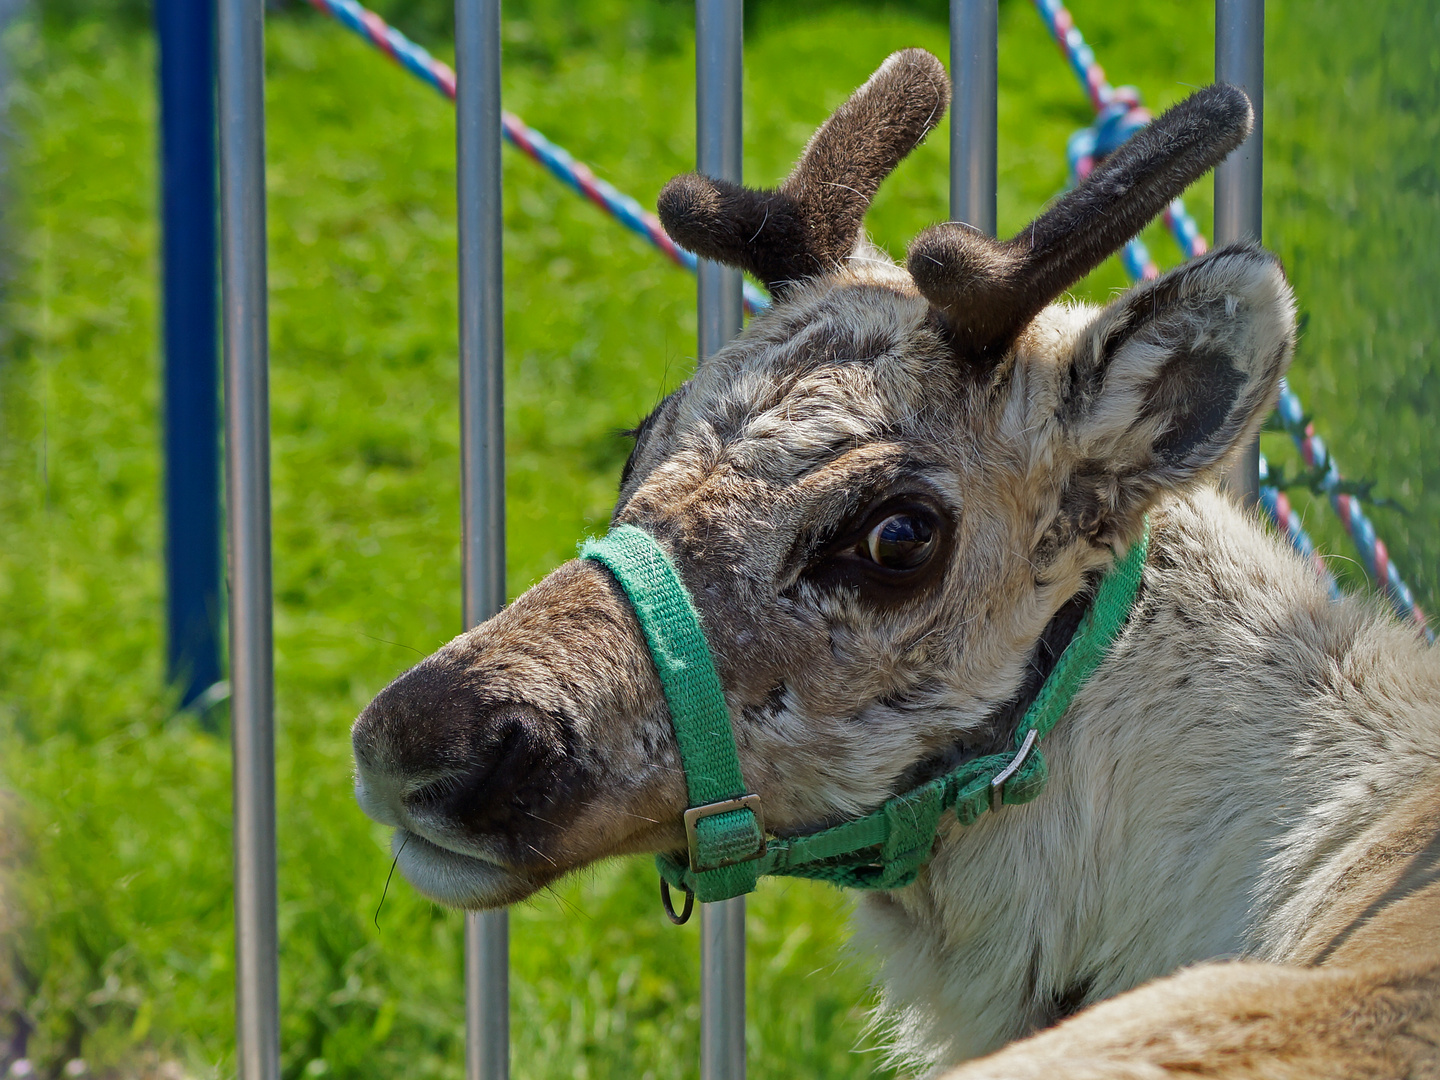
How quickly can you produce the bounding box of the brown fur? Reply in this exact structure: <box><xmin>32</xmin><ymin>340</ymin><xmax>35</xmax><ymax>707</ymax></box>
<box><xmin>351</xmin><ymin>52</ymin><xmax>1440</xmax><ymax>1078</ymax></box>
<box><xmin>659</xmin><ymin>48</ymin><xmax>947</xmax><ymax>296</ymax></box>
<box><xmin>909</xmin><ymin>84</ymin><xmax>1252</xmax><ymax>359</ymax></box>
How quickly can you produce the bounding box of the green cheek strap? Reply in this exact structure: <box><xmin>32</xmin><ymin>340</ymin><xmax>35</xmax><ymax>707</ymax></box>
<box><xmin>582</xmin><ymin>520</ymin><xmax>1149</xmax><ymax>907</ymax></box>
<box><xmin>582</xmin><ymin>525</ymin><xmax>766</xmax><ymax>903</ymax></box>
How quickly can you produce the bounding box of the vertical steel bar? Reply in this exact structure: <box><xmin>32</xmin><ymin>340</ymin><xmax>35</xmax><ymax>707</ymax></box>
<box><xmin>158</xmin><ymin>0</ymin><xmax>221</xmax><ymax>711</ymax></box>
<box><xmin>696</xmin><ymin>0</ymin><xmax>744</xmax><ymax>356</ymax></box>
<box><xmin>950</xmin><ymin>0</ymin><xmax>998</xmax><ymax>234</ymax></box>
<box><xmin>465</xmin><ymin>910</ymin><xmax>508</xmax><ymax>1080</ymax></box>
<box><xmin>701</xmin><ymin>894</ymin><xmax>746</xmax><ymax>1080</ymax></box>
<box><xmin>456</xmin><ymin>0</ymin><xmax>509</xmax><ymax>1077</ymax></box>
<box><xmin>695</xmin><ymin>2</ymin><xmax>745</xmax><ymax>1079</ymax></box>
<box><xmin>1215</xmin><ymin>0</ymin><xmax>1264</xmax><ymax>504</ymax></box>
<box><xmin>217</xmin><ymin>0</ymin><xmax>278</xmax><ymax>1076</ymax></box>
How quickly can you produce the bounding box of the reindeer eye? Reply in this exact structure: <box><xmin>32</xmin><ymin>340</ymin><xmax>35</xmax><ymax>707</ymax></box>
<box><xmin>864</xmin><ymin>514</ymin><xmax>935</xmax><ymax>570</ymax></box>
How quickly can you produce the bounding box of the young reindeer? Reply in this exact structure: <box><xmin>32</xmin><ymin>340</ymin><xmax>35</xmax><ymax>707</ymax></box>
<box><xmin>352</xmin><ymin>50</ymin><xmax>1440</xmax><ymax>1076</ymax></box>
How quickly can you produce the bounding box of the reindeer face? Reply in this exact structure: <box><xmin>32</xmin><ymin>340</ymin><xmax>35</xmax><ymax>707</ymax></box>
<box><xmin>351</xmin><ymin>53</ymin><xmax>1295</xmax><ymax>908</ymax></box>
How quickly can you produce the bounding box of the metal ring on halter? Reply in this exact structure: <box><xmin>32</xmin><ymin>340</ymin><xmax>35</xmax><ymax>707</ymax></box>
<box><xmin>659</xmin><ymin>875</ymin><xmax>694</xmax><ymax>927</ymax></box>
<box><xmin>660</xmin><ymin>877</ymin><xmax>695</xmax><ymax>925</ymax></box>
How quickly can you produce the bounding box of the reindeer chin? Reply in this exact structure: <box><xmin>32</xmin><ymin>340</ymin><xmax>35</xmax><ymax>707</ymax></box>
<box><xmin>392</xmin><ymin>828</ymin><xmax>544</xmax><ymax>909</ymax></box>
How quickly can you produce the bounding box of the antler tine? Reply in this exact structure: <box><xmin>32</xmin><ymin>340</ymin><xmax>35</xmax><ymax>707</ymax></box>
<box><xmin>907</xmin><ymin>84</ymin><xmax>1254</xmax><ymax>359</ymax></box>
<box><xmin>659</xmin><ymin>49</ymin><xmax>949</xmax><ymax>298</ymax></box>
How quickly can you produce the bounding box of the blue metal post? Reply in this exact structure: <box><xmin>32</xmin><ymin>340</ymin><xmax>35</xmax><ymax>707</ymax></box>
<box><xmin>157</xmin><ymin>0</ymin><xmax>222</xmax><ymax>709</ymax></box>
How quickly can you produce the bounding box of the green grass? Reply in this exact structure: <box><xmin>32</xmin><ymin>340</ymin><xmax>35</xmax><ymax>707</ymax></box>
<box><xmin>0</xmin><ymin>1</ymin><xmax>1436</xmax><ymax>1077</ymax></box>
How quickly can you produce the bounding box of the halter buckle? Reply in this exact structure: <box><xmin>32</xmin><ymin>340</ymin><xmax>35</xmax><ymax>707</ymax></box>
<box><xmin>684</xmin><ymin>794</ymin><xmax>766</xmax><ymax>872</ymax></box>
<box><xmin>989</xmin><ymin>728</ymin><xmax>1040</xmax><ymax>813</ymax></box>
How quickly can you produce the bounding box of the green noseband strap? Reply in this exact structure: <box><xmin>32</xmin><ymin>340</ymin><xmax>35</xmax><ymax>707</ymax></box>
<box><xmin>583</xmin><ymin>521</ymin><xmax>1150</xmax><ymax>905</ymax></box>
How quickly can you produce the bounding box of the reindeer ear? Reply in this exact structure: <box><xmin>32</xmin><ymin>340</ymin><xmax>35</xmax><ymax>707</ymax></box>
<box><xmin>1054</xmin><ymin>244</ymin><xmax>1297</xmax><ymax>545</ymax></box>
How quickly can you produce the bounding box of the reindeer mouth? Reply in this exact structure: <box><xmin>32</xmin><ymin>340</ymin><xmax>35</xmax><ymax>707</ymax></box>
<box><xmin>392</xmin><ymin>828</ymin><xmax>544</xmax><ymax>908</ymax></box>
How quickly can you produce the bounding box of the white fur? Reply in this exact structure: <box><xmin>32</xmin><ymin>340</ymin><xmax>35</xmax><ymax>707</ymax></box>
<box><xmin>859</xmin><ymin>488</ymin><xmax>1440</xmax><ymax>1072</ymax></box>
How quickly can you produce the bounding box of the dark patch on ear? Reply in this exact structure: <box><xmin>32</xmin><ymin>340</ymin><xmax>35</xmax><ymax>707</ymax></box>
<box><xmin>1095</xmin><ymin>271</ymin><xmax>1193</xmax><ymax>357</ymax></box>
<box><xmin>1057</xmin><ymin>342</ymin><xmax>1110</xmax><ymax>429</ymax></box>
<box><xmin>1060</xmin><ymin>272</ymin><xmax>1204</xmax><ymax>427</ymax></box>
<box><xmin>1143</xmin><ymin>343</ymin><xmax>1246</xmax><ymax>463</ymax></box>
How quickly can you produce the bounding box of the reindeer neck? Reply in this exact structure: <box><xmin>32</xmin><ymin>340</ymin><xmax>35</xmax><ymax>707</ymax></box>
<box><xmin>860</xmin><ymin>484</ymin><xmax>1440</xmax><ymax>1071</ymax></box>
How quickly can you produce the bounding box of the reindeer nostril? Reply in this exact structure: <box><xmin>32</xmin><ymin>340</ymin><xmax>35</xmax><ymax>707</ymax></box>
<box><xmin>398</xmin><ymin>703</ymin><xmax>570</xmax><ymax>832</ymax></box>
<box><xmin>405</xmin><ymin>773</ymin><xmax>467</xmax><ymax>810</ymax></box>
<box><xmin>353</xmin><ymin>649</ymin><xmax>578</xmax><ymax>841</ymax></box>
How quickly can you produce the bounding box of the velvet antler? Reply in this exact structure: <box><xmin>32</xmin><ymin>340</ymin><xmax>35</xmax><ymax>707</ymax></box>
<box><xmin>907</xmin><ymin>83</ymin><xmax>1254</xmax><ymax>359</ymax></box>
<box><xmin>658</xmin><ymin>49</ymin><xmax>949</xmax><ymax>298</ymax></box>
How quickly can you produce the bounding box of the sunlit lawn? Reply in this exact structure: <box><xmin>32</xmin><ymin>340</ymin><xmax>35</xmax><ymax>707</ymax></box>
<box><xmin>1</xmin><ymin>0</ymin><xmax>1435</xmax><ymax>1075</ymax></box>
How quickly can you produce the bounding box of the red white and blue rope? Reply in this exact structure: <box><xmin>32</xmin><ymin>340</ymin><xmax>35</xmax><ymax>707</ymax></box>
<box><xmin>1274</xmin><ymin>381</ymin><xmax>1426</xmax><ymax>629</ymax></box>
<box><xmin>1038</xmin><ymin>0</ymin><xmax>1208</xmax><ymax>281</ymax></box>
<box><xmin>305</xmin><ymin>0</ymin><xmax>768</xmax><ymax>314</ymax></box>
<box><xmin>1035</xmin><ymin>0</ymin><xmax>1427</xmax><ymax>634</ymax></box>
<box><xmin>1258</xmin><ymin>456</ymin><xmax>1340</xmax><ymax>599</ymax></box>
<box><xmin>305</xmin><ymin>0</ymin><xmax>1425</xmax><ymax>634</ymax></box>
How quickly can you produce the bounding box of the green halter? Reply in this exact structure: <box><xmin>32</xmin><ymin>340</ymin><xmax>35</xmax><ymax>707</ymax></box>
<box><xmin>581</xmin><ymin>521</ymin><xmax>1149</xmax><ymax>906</ymax></box>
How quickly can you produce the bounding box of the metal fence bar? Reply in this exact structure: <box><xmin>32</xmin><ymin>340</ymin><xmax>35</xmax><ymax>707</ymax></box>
<box><xmin>694</xmin><ymin>1</ymin><xmax>746</xmax><ymax>1078</ymax></box>
<box><xmin>217</xmin><ymin>0</ymin><xmax>279</xmax><ymax>1076</ymax></box>
<box><xmin>464</xmin><ymin>910</ymin><xmax>508</xmax><ymax>1080</ymax></box>
<box><xmin>455</xmin><ymin>0</ymin><xmax>510</xmax><ymax>1076</ymax></box>
<box><xmin>157</xmin><ymin>0</ymin><xmax>221</xmax><ymax>711</ymax></box>
<box><xmin>701</xmin><ymin>895</ymin><xmax>746</xmax><ymax>1080</ymax></box>
<box><xmin>951</xmin><ymin>0</ymin><xmax>998</xmax><ymax>234</ymax></box>
<box><xmin>1215</xmin><ymin>0</ymin><xmax>1264</xmax><ymax>504</ymax></box>
<box><xmin>696</xmin><ymin>0</ymin><xmax>745</xmax><ymax>358</ymax></box>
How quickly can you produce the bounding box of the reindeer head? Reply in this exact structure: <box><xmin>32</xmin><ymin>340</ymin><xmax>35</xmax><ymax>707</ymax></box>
<box><xmin>352</xmin><ymin>50</ymin><xmax>1296</xmax><ymax>908</ymax></box>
